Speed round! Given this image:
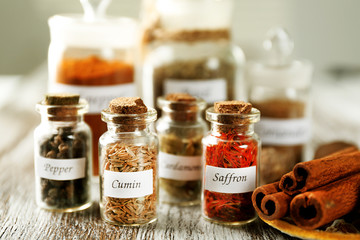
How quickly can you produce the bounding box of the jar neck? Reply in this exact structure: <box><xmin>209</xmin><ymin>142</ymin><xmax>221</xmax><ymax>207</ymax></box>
<box><xmin>41</xmin><ymin>114</ymin><xmax>84</xmax><ymax>125</ymax></box>
<box><xmin>106</xmin><ymin>122</ymin><xmax>151</xmax><ymax>134</ymax></box>
<box><xmin>161</xmin><ymin>110</ymin><xmax>201</xmax><ymax>123</ymax></box>
<box><xmin>210</xmin><ymin>122</ymin><xmax>255</xmax><ymax>137</ymax></box>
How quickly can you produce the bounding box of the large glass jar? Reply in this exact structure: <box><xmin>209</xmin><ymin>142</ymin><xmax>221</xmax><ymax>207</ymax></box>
<box><xmin>247</xmin><ymin>28</ymin><xmax>313</xmax><ymax>185</ymax></box>
<box><xmin>34</xmin><ymin>94</ymin><xmax>92</xmax><ymax>212</ymax></box>
<box><xmin>139</xmin><ymin>0</ymin><xmax>245</xmax><ymax>108</ymax></box>
<box><xmin>99</xmin><ymin>98</ymin><xmax>158</xmax><ymax>226</ymax></box>
<box><xmin>48</xmin><ymin>14</ymin><xmax>138</xmax><ymax>177</ymax></box>
<box><xmin>156</xmin><ymin>93</ymin><xmax>207</xmax><ymax>205</ymax></box>
<box><xmin>202</xmin><ymin>102</ymin><xmax>260</xmax><ymax>225</ymax></box>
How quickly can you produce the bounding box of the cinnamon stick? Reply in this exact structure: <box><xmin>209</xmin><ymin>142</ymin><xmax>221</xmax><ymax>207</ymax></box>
<box><xmin>290</xmin><ymin>172</ymin><xmax>360</xmax><ymax>229</ymax></box>
<box><xmin>252</xmin><ymin>182</ymin><xmax>292</xmax><ymax>220</ymax></box>
<box><xmin>279</xmin><ymin>147</ymin><xmax>359</xmax><ymax>194</ymax></box>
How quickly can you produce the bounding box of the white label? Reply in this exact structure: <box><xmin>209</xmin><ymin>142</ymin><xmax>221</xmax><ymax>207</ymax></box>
<box><xmin>204</xmin><ymin>166</ymin><xmax>256</xmax><ymax>194</ymax></box>
<box><xmin>255</xmin><ymin>117</ymin><xmax>311</xmax><ymax>145</ymax></box>
<box><xmin>164</xmin><ymin>78</ymin><xmax>227</xmax><ymax>103</ymax></box>
<box><xmin>104</xmin><ymin>170</ymin><xmax>153</xmax><ymax>198</ymax></box>
<box><xmin>159</xmin><ymin>152</ymin><xmax>202</xmax><ymax>181</ymax></box>
<box><xmin>36</xmin><ymin>156</ymin><xmax>86</xmax><ymax>181</ymax></box>
<box><xmin>50</xmin><ymin>83</ymin><xmax>136</xmax><ymax>113</ymax></box>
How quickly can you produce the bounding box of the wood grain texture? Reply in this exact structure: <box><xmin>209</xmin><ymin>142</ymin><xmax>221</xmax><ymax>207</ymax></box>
<box><xmin>0</xmin><ymin>66</ymin><xmax>298</xmax><ymax>240</ymax></box>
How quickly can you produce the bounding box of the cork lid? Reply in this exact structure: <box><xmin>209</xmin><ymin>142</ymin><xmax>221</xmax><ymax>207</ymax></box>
<box><xmin>206</xmin><ymin>100</ymin><xmax>260</xmax><ymax>125</ymax></box>
<box><xmin>36</xmin><ymin>93</ymin><xmax>88</xmax><ymax>121</ymax></box>
<box><xmin>101</xmin><ymin>97</ymin><xmax>157</xmax><ymax>131</ymax></box>
<box><xmin>158</xmin><ymin>93</ymin><xmax>206</xmax><ymax>122</ymax></box>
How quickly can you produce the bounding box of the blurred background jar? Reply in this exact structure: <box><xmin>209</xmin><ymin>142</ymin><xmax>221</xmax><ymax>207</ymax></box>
<box><xmin>139</xmin><ymin>0</ymin><xmax>245</xmax><ymax>108</ymax></box>
<box><xmin>47</xmin><ymin>0</ymin><xmax>138</xmax><ymax>177</ymax></box>
<box><xmin>247</xmin><ymin>28</ymin><xmax>313</xmax><ymax>185</ymax></box>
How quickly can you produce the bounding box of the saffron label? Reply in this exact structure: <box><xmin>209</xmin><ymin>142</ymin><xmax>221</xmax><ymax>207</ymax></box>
<box><xmin>255</xmin><ymin>117</ymin><xmax>311</xmax><ymax>145</ymax></box>
<box><xmin>50</xmin><ymin>83</ymin><xmax>136</xmax><ymax>113</ymax></box>
<box><xmin>204</xmin><ymin>166</ymin><xmax>256</xmax><ymax>194</ymax></box>
<box><xmin>104</xmin><ymin>170</ymin><xmax>153</xmax><ymax>198</ymax></box>
<box><xmin>159</xmin><ymin>152</ymin><xmax>202</xmax><ymax>181</ymax></box>
<box><xmin>36</xmin><ymin>156</ymin><xmax>86</xmax><ymax>181</ymax></box>
<box><xmin>164</xmin><ymin>78</ymin><xmax>227</xmax><ymax>103</ymax></box>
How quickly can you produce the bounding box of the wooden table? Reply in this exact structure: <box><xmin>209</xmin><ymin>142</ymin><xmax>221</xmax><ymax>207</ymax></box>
<box><xmin>4</xmin><ymin>65</ymin><xmax>360</xmax><ymax>239</ymax></box>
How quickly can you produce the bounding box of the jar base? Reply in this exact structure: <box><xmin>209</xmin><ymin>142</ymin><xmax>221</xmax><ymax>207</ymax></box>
<box><xmin>202</xmin><ymin>214</ymin><xmax>257</xmax><ymax>226</ymax></box>
<box><xmin>38</xmin><ymin>201</ymin><xmax>92</xmax><ymax>213</ymax></box>
<box><xmin>101</xmin><ymin>217</ymin><xmax>157</xmax><ymax>226</ymax></box>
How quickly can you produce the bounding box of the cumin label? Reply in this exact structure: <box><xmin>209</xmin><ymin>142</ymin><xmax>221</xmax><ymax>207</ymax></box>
<box><xmin>104</xmin><ymin>169</ymin><xmax>153</xmax><ymax>198</ymax></box>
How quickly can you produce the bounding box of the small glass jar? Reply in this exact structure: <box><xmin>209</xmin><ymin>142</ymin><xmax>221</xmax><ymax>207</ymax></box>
<box><xmin>99</xmin><ymin>107</ymin><xmax>158</xmax><ymax>226</ymax></box>
<box><xmin>202</xmin><ymin>107</ymin><xmax>260</xmax><ymax>225</ymax></box>
<box><xmin>139</xmin><ymin>0</ymin><xmax>245</xmax><ymax>108</ymax></box>
<box><xmin>48</xmin><ymin>14</ymin><xmax>138</xmax><ymax>177</ymax></box>
<box><xmin>34</xmin><ymin>96</ymin><xmax>92</xmax><ymax>212</ymax></box>
<box><xmin>156</xmin><ymin>95</ymin><xmax>207</xmax><ymax>205</ymax></box>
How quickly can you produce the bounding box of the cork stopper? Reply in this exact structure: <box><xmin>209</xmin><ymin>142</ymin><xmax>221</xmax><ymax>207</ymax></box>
<box><xmin>161</xmin><ymin>93</ymin><xmax>202</xmax><ymax>122</ymax></box>
<box><xmin>109</xmin><ymin>97</ymin><xmax>147</xmax><ymax>114</ymax></box>
<box><xmin>165</xmin><ymin>93</ymin><xmax>196</xmax><ymax>102</ymax></box>
<box><xmin>214</xmin><ymin>100</ymin><xmax>252</xmax><ymax>114</ymax></box>
<box><xmin>45</xmin><ymin>93</ymin><xmax>80</xmax><ymax>105</ymax></box>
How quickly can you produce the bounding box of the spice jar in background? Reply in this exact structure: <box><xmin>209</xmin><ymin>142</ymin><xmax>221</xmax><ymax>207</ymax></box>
<box><xmin>139</xmin><ymin>0</ymin><xmax>245</xmax><ymax>108</ymax></box>
<box><xmin>156</xmin><ymin>93</ymin><xmax>207</xmax><ymax>205</ymax></box>
<box><xmin>34</xmin><ymin>94</ymin><xmax>92</xmax><ymax>212</ymax></box>
<box><xmin>247</xmin><ymin>28</ymin><xmax>313</xmax><ymax>185</ymax></box>
<box><xmin>99</xmin><ymin>97</ymin><xmax>158</xmax><ymax>226</ymax></box>
<box><xmin>202</xmin><ymin>101</ymin><xmax>260</xmax><ymax>225</ymax></box>
<box><xmin>48</xmin><ymin>10</ymin><xmax>138</xmax><ymax>177</ymax></box>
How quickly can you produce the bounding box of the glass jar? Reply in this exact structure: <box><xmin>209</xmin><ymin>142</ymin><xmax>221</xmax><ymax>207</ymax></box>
<box><xmin>202</xmin><ymin>106</ymin><xmax>260</xmax><ymax>225</ymax></box>
<box><xmin>247</xmin><ymin>28</ymin><xmax>313</xmax><ymax>185</ymax></box>
<box><xmin>34</xmin><ymin>95</ymin><xmax>92</xmax><ymax>212</ymax></box>
<box><xmin>139</xmin><ymin>0</ymin><xmax>245</xmax><ymax>108</ymax></box>
<box><xmin>48</xmin><ymin>14</ymin><xmax>138</xmax><ymax>177</ymax></box>
<box><xmin>156</xmin><ymin>95</ymin><xmax>207</xmax><ymax>205</ymax></box>
<box><xmin>99</xmin><ymin>107</ymin><xmax>158</xmax><ymax>225</ymax></box>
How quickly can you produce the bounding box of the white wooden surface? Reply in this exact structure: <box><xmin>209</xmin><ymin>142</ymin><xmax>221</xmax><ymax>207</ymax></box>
<box><xmin>2</xmin><ymin>65</ymin><xmax>360</xmax><ymax>239</ymax></box>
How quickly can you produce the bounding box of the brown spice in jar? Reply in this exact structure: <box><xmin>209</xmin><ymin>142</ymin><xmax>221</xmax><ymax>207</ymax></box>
<box><xmin>102</xmin><ymin>143</ymin><xmax>157</xmax><ymax>225</ymax></box>
<box><xmin>153</xmin><ymin>59</ymin><xmax>235</xmax><ymax>106</ymax></box>
<box><xmin>252</xmin><ymin>99</ymin><xmax>306</xmax><ymax>185</ymax></box>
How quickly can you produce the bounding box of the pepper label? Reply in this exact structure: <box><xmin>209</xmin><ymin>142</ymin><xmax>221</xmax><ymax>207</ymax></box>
<box><xmin>164</xmin><ymin>78</ymin><xmax>227</xmax><ymax>103</ymax></box>
<box><xmin>159</xmin><ymin>152</ymin><xmax>202</xmax><ymax>181</ymax></box>
<box><xmin>204</xmin><ymin>166</ymin><xmax>256</xmax><ymax>193</ymax></box>
<box><xmin>104</xmin><ymin>170</ymin><xmax>153</xmax><ymax>198</ymax></box>
<box><xmin>255</xmin><ymin>117</ymin><xmax>311</xmax><ymax>145</ymax></box>
<box><xmin>36</xmin><ymin>156</ymin><xmax>86</xmax><ymax>180</ymax></box>
<box><xmin>50</xmin><ymin>83</ymin><xmax>135</xmax><ymax>113</ymax></box>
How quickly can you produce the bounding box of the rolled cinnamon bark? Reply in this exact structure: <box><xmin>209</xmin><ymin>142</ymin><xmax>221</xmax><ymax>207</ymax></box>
<box><xmin>260</xmin><ymin>192</ymin><xmax>292</xmax><ymax>220</ymax></box>
<box><xmin>290</xmin><ymin>172</ymin><xmax>360</xmax><ymax>229</ymax></box>
<box><xmin>280</xmin><ymin>147</ymin><xmax>359</xmax><ymax>194</ymax></box>
<box><xmin>252</xmin><ymin>182</ymin><xmax>292</xmax><ymax>220</ymax></box>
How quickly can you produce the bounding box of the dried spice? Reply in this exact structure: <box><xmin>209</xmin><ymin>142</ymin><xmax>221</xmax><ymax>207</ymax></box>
<box><xmin>202</xmin><ymin>101</ymin><xmax>260</xmax><ymax>224</ymax></box>
<box><xmin>100</xmin><ymin>97</ymin><xmax>158</xmax><ymax>225</ymax></box>
<box><xmin>57</xmin><ymin>55</ymin><xmax>135</xmax><ymax>176</ymax></box>
<box><xmin>152</xmin><ymin>59</ymin><xmax>235</xmax><ymax>105</ymax></box>
<box><xmin>157</xmin><ymin>93</ymin><xmax>206</xmax><ymax>205</ymax></box>
<box><xmin>39</xmin><ymin>128</ymin><xmax>90</xmax><ymax>208</ymax></box>
<box><xmin>252</xmin><ymin>99</ymin><xmax>306</xmax><ymax>185</ymax></box>
<box><xmin>35</xmin><ymin>94</ymin><xmax>91</xmax><ymax>211</ymax></box>
<box><xmin>101</xmin><ymin>143</ymin><xmax>157</xmax><ymax>224</ymax></box>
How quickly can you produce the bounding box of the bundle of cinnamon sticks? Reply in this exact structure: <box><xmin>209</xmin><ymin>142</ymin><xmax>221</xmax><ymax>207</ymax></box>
<box><xmin>252</xmin><ymin>147</ymin><xmax>360</xmax><ymax>230</ymax></box>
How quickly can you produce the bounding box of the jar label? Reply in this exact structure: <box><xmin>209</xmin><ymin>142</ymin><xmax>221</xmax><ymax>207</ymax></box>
<box><xmin>204</xmin><ymin>166</ymin><xmax>256</xmax><ymax>193</ymax></box>
<box><xmin>50</xmin><ymin>83</ymin><xmax>136</xmax><ymax>113</ymax></box>
<box><xmin>255</xmin><ymin>117</ymin><xmax>311</xmax><ymax>145</ymax></box>
<box><xmin>159</xmin><ymin>152</ymin><xmax>202</xmax><ymax>181</ymax></box>
<box><xmin>35</xmin><ymin>156</ymin><xmax>86</xmax><ymax>181</ymax></box>
<box><xmin>103</xmin><ymin>170</ymin><xmax>153</xmax><ymax>198</ymax></box>
<box><xmin>164</xmin><ymin>78</ymin><xmax>227</xmax><ymax>103</ymax></box>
